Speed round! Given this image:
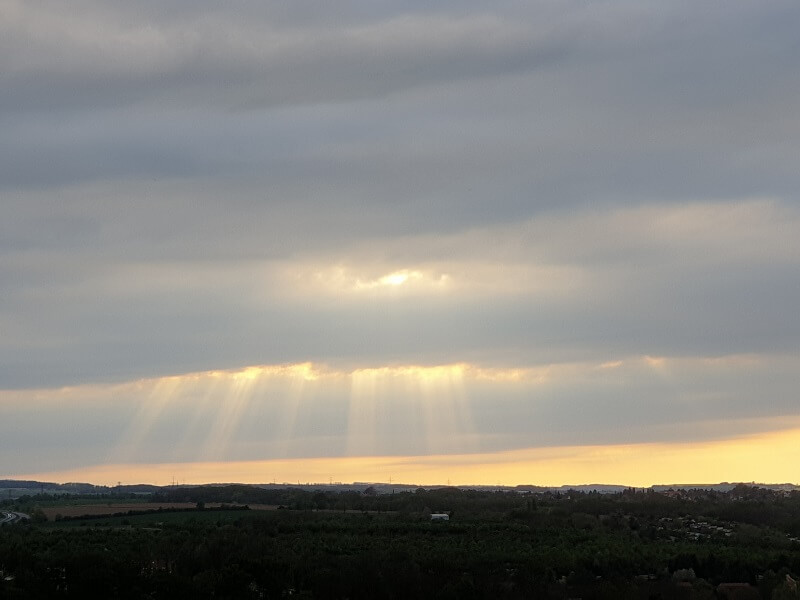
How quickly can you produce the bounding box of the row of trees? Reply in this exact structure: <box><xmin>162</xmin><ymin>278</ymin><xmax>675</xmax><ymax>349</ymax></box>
<box><xmin>3</xmin><ymin>485</ymin><xmax>800</xmax><ymax>598</ymax></box>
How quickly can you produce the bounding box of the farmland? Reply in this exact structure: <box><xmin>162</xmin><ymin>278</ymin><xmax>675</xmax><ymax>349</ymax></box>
<box><xmin>39</xmin><ymin>502</ymin><xmax>263</xmax><ymax>521</ymax></box>
<box><xmin>3</xmin><ymin>484</ymin><xmax>800</xmax><ymax>598</ymax></box>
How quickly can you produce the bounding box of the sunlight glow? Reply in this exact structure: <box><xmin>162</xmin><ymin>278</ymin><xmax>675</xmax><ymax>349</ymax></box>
<box><xmin>379</xmin><ymin>271</ymin><xmax>412</xmax><ymax>286</ymax></box>
<box><xmin>347</xmin><ymin>364</ymin><xmax>474</xmax><ymax>457</ymax></box>
<box><xmin>5</xmin><ymin>355</ymin><xmax>798</xmax><ymax>487</ymax></box>
<box><xmin>110</xmin><ymin>375</ymin><xmax>183</xmax><ymax>464</ymax></box>
<box><xmin>643</xmin><ymin>355</ymin><xmax>667</xmax><ymax>368</ymax></box>
<box><xmin>356</xmin><ymin>269</ymin><xmax>429</xmax><ymax>290</ymax></box>
<box><xmin>599</xmin><ymin>360</ymin><xmax>623</xmax><ymax>369</ymax></box>
<box><xmin>279</xmin><ymin>263</ymin><xmax>452</xmax><ymax>297</ymax></box>
<box><xmin>19</xmin><ymin>425</ymin><xmax>800</xmax><ymax>487</ymax></box>
<box><xmin>211</xmin><ymin>363</ymin><xmax>322</xmax><ymax>382</ymax></box>
<box><xmin>107</xmin><ymin>363</ymin><xmax>326</xmax><ymax>465</ymax></box>
<box><xmin>270</xmin><ymin>257</ymin><xmax>593</xmax><ymax>303</ymax></box>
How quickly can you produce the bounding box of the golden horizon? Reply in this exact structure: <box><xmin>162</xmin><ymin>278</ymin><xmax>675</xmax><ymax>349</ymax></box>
<box><xmin>9</xmin><ymin>425</ymin><xmax>800</xmax><ymax>489</ymax></box>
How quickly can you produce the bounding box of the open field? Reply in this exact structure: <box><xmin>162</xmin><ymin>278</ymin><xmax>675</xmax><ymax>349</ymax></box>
<box><xmin>45</xmin><ymin>508</ymin><xmax>261</xmax><ymax>528</ymax></box>
<box><xmin>40</xmin><ymin>502</ymin><xmax>266</xmax><ymax>520</ymax></box>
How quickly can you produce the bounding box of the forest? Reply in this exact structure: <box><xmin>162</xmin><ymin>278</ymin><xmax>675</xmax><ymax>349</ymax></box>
<box><xmin>2</xmin><ymin>483</ymin><xmax>800</xmax><ymax>599</ymax></box>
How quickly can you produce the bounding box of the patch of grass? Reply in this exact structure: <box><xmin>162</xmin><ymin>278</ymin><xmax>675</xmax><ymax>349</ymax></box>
<box><xmin>43</xmin><ymin>508</ymin><xmax>260</xmax><ymax>528</ymax></box>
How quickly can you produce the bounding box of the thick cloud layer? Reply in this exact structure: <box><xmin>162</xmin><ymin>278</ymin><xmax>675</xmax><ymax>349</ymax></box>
<box><xmin>1</xmin><ymin>1</ymin><xmax>799</xmax><ymax>481</ymax></box>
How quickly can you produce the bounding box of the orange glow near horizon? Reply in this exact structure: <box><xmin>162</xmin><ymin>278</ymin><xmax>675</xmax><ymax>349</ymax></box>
<box><xmin>13</xmin><ymin>426</ymin><xmax>800</xmax><ymax>488</ymax></box>
<box><xmin>5</xmin><ymin>356</ymin><xmax>798</xmax><ymax>488</ymax></box>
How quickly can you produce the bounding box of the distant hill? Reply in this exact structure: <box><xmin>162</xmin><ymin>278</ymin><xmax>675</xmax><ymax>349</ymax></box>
<box><xmin>0</xmin><ymin>480</ymin><xmax>162</xmax><ymax>499</ymax></box>
<box><xmin>1</xmin><ymin>478</ymin><xmax>798</xmax><ymax>501</ymax></box>
<box><xmin>651</xmin><ymin>482</ymin><xmax>800</xmax><ymax>492</ymax></box>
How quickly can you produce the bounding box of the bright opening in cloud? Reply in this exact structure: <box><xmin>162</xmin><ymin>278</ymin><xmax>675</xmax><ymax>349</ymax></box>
<box><xmin>355</xmin><ymin>268</ymin><xmax>439</xmax><ymax>291</ymax></box>
<box><xmin>378</xmin><ymin>271</ymin><xmax>414</xmax><ymax>286</ymax></box>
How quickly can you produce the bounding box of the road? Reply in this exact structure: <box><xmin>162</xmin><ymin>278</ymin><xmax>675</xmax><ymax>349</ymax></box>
<box><xmin>0</xmin><ymin>511</ymin><xmax>30</xmax><ymax>525</ymax></box>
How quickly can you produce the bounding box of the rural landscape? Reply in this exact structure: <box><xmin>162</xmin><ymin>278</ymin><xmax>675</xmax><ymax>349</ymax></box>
<box><xmin>3</xmin><ymin>480</ymin><xmax>800</xmax><ymax>599</ymax></box>
<box><xmin>4</xmin><ymin>1</ymin><xmax>800</xmax><ymax>598</ymax></box>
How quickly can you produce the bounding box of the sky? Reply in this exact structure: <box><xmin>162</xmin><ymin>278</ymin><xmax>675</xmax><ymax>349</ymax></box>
<box><xmin>2</xmin><ymin>0</ymin><xmax>800</xmax><ymax>487</ymax></box>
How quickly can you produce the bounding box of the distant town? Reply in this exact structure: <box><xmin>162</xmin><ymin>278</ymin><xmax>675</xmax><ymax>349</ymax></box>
<box><xmin>4</xmin><ymin>478</ymin><xmax>800</xmax><ymax>597</ymax></box>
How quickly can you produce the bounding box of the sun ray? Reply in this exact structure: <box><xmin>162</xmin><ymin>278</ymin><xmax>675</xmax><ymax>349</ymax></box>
<box><xmin>347</xmin><ymin>368</ymin><xmax>380</xmax><ymax>456</ymax></box>
<box><xmin>171</xmin><ymin>374</ymin><xmax>224</xmax><ymax>462</ymax></box>
<box><xmin>273</xmin><ymin>365</ymin><xmax>315</xmax><ymax>458</ymax></box>
<box><xmin>346</xmin><ymin>364</ymin><xmax>475</xmax><ymax>458</ymax></box>
<box><xmin>109</xmin><ymin>375</ymin><xmax>184</xmax><ymax>464</ymax></box>
<box><xmin>10</xmin><ymin>356</ymin><xmax>789</xmax><ymax>485</ymax></box>
<box><xmin>202</xmin><ymin>371</ymin><xmax>259</xmax><ymax>461</ymax></box>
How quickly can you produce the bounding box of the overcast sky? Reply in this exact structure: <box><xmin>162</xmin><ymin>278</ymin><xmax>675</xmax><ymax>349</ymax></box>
<box><xmin>2</xmin><ymin>0</ymin><xmax>799</xmax><ymax>486</ymax></box>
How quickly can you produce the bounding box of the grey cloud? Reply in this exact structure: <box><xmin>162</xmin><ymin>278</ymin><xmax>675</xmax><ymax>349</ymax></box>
<box><xmin>2</xmin><ymin>354</ymin><xmax>799</xmax><ymax>474</ymax></box>
<box><xmin>2</xmin><ymin>195</ymin><xmax>798</xmax><ymax>389</ymax></box>
<box><xmin>0</xmin><ymin>2</ymin><xmax>563</xmax><ymax>113</ymax></box>
<box><xmin>3</xmin><ymin>0</ymin><xmax>799</xmax><ymax>205</ymax></box>
<box><xmin>1</xmin><ymin>245</ymin><xmax>797</xmax><ymax>389</ymax></box>
<box><xmin>1</xmin><ymin>0</ymin><xmax>800</xmax><ymax>477</ymax></box>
